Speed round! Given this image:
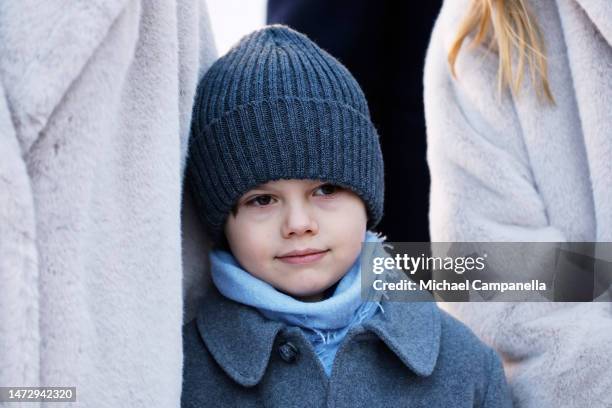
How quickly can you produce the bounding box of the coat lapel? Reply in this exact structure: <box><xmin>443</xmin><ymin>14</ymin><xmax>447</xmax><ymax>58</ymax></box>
<box><xmin>196</xmin><ymin>286</ymin><xmax>285</xmax><ymax>387</ymax></box>
<box><xmin>572</xmin><ymin>0</ymin><xmax>612</xmax><ymax>46</ymax></box>
<box><xmin>363</xmin><ymin>300</ymin><xmax>442</xmax><ymax>376</ymax></box>
<box><xmin>197</xmin><ymin>283</ymin><xmax>443</xmax><ymax>384</ymax></box>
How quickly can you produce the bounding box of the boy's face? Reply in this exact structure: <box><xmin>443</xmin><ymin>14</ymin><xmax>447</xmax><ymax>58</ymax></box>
<box><xmin>224</xmin><ymin>179</ymin><xmax>367</xmax><ymax>302</ymax></box>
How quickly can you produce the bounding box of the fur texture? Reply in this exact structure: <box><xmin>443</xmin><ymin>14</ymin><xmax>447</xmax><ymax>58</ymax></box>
<box><xmin>0</xmin><ymin>1</ymin><xmax>216</xmax><ymax>406</ymax></box>
<box><xmin>425</xmin><ymin>0</ymin><xmax>612</xmax><ymax>406</ymax></box>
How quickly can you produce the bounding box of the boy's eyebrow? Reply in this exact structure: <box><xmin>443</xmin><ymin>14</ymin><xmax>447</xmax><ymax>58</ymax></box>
<box><xmin>242</xmin><ymin>180</ymin><xmax>322</xmax><ymax>195</ymax></box>
<box><xmin>243</xmin><ymin>186</ymin><xmax>275</xmax><ymax>194</ymax></box>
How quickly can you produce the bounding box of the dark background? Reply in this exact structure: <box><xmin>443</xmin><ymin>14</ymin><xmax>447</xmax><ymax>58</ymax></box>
<box><xmin>268</xmin><ymin>0</ymin><xmax>443</xmax><ymax>242</ymax></box>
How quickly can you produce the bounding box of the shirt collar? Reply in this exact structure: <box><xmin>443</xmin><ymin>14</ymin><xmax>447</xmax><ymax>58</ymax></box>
<box><xmin>196</xmin><ymin>286</ymin><xmax>441</xmax><ymax>386</ymax></box>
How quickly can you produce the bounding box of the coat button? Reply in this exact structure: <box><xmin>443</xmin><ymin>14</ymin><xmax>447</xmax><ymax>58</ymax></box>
<box><xmin>278</xmin><ymin>341</ymin><xmax>299</xmax><ymax>363</ymax></box>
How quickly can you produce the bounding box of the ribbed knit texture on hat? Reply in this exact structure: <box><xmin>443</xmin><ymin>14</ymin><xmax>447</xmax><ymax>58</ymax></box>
<box><xmin>187</xmin><ymin>25</ymin><xmax>384</xmax><ymax>243</ymax></box>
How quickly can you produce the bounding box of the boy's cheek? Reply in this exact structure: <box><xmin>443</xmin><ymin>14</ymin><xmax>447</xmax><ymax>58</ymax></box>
<box><xmin>231</xmin><ymin>226</ymin><xmax>280</xmax><ymax>266</ymax></box>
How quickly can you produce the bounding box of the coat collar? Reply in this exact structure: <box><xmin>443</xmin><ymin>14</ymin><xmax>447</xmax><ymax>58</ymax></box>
<box><xmin>571</xmin><ymin>0</ymin><xmax>611</xmax><ymax>46</ymax></box>
<box><xmin>196</xmin><ymin>286</ymin><xmax>441</xmax><ymax>386</ymax></box>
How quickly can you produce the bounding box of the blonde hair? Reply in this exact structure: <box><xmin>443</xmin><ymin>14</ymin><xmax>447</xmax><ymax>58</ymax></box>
<box><xmin>448</xmin><ymin>0</ymin><xmax>554</xmax><ymax>103</ymax></box>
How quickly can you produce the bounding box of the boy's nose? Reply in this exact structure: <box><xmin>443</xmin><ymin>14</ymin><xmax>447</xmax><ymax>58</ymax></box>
<box><xmin>281</xmin><ymin>204</ymin><xmax>319</xmax><ymax>238</ymax></box>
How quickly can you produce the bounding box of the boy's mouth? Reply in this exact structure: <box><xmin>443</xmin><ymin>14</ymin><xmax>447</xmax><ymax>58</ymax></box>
<box><xmin>276</xmin><ymin>248</ymin><xmax>330</xmax><ymax>265</ymax></box>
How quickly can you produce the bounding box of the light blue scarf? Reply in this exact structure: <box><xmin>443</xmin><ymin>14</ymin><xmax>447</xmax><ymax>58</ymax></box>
<box><xmin>210</xmin><ymin>230</ymin><xmax>387</xmax><ymax>376</ymax></box>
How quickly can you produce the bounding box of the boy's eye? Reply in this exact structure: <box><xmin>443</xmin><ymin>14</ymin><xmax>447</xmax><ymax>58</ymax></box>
<box><xmin>314</xmin><ymin>183</ymin><xmax>340</xmax><ymax>196</ymax></box>
<box><xmin>246</xmin><ymin>195</ymin><xmax>274</xmax><ymax>207</ymax></box>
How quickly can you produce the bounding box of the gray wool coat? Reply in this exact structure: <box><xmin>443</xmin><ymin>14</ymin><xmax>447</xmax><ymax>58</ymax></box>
<box><xmin>181</xmin><ymin>287</ymin><xmax>512</xmax><ymax>407</ymax></box>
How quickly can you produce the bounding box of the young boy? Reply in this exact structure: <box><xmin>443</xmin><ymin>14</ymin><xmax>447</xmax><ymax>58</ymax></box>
<box><xmin>182</xmin><ymin>25</ymin><xmax>511</xmax><ymax>407</ymax></box>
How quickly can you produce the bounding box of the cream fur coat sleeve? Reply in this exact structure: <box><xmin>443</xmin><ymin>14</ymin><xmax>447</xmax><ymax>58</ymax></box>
<box><xmin>425</xmin><ymin>0</ymin><xmax>612</xmax><ymax>406</ymax></box>
<box><xmin>0</xmin><ymin>1</ymin><xmax>216</xmax><ymax>407</ymax></box>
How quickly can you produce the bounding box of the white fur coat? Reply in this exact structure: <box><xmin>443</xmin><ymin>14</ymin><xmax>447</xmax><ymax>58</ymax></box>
<box><xmin>425</xmin><ymin>0</ymin><xmax>611</xmax><ymax>406</ymax></box>
<box><xmin>0</xmin><ymin>1</ymin><xmax>216</xmax><ymax>406</ymax></box>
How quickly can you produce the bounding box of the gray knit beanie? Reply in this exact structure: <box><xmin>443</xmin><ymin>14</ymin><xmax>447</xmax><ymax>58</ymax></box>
<box><xmin>187</xmin><ymin>25</ymin><xmax>384</xmax><ymax>243</ymax></box>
